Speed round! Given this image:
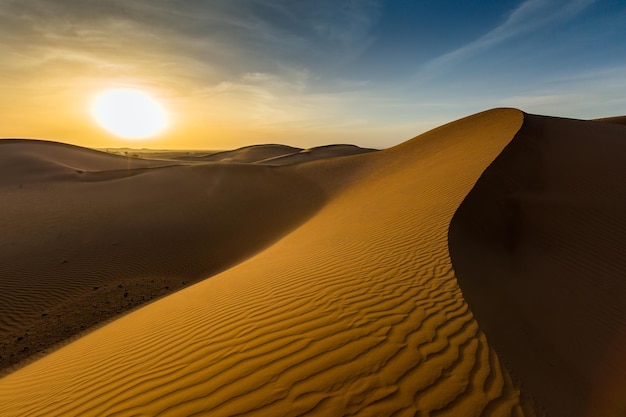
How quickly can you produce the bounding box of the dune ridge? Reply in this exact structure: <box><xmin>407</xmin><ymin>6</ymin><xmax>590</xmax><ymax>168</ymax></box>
<box><xmin>0</xmin><ymin>109</ymin><xmax>536</xmax><ymax>416</ymax></box>
<box><xmin>449</xmin><ymin>113</ymin><xmax>626</xmax><ymax>416</ymax></box>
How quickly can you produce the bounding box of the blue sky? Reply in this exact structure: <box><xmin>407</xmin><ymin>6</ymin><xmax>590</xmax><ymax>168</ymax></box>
<box><xmin>0</xmin><ymin>0</ymin><xmax>624</xmax><ymax>148</ymax></box>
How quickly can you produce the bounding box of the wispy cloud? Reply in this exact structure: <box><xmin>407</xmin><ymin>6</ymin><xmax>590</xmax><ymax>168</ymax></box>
<box><xmin>415</xmin><ymin>0</ymin><xmax>598</xmax><ymax>80</ymax></box>
<box><xmin>0</xmin><ymin>0</ymin><xmax>384</xmax><ymax>98</ymax></box>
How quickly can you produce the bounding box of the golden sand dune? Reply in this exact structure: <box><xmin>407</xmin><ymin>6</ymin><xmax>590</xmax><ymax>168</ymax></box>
<box><xmin>0</xmin><ymin>109</ymin><xmax>539</xmax><ymax>416</ymax></box>
<box><xmin>450</xmin><ymin>115</ymin><xmax>626</xmax><ymax>417</ymax></box>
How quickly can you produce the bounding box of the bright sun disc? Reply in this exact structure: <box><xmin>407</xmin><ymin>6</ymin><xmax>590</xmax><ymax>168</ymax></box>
<box><xmin>91</xmin><ymin>89</ymin><xmax>168</xmax><ymax>139</ymax></box>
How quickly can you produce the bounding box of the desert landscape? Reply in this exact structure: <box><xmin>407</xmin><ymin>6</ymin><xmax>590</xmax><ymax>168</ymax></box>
<box><xmin>1</xmin><ymin>108</ymin><xmax>624</xmax><ymax>416</ymax></box>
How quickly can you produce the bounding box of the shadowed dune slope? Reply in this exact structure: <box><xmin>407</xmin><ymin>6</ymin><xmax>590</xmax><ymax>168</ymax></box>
<box><xmin>449</xmin><ymin>114</ymin><xmax>626</xmax><ymax>417</ymax></box>
<box><xmin>0</xmin><ymin>109</ymin><xmax>537</xmax><ymax>416</ymax></box>
<box><xmin>0</xmin><ymin>143</ymin><xmax>327</xmax><ymax>372</ymax></box>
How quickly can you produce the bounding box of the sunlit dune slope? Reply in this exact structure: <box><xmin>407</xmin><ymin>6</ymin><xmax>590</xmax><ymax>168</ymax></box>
<box><xmin>0</xmin><ymin>109</ymin><xmax>535</xmax><ymax>416</ymax></box>
<box><xmin>449</xmin><ymin>114</ymin><xmax>626</xmax><ymax>417</ymax></box>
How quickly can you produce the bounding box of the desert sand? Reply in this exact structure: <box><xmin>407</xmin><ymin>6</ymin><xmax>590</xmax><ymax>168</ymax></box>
<box><xmin>0</xmin><ymin>108</ymin><xmax>623</xmax><ymax>416</ymax></box>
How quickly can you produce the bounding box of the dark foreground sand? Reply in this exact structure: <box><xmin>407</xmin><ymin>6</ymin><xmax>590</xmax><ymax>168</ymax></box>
<box><xmin>0</xmin><ymin>109</ymin><xmax>623</xmax><ymax>416</ymax></box>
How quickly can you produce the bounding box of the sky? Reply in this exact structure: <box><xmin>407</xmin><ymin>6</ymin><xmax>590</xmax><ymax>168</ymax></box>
<box><xmin>0</xmin><ymin>0</ymin><xmax>625</xmax><ymax>149</ymax></box>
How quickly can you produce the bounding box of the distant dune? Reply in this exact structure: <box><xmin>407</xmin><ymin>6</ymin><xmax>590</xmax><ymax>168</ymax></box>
<box><xmin>104</xmin><ymin>143</ymin><xmax>377</xmax><ymax>165</ymax></box>
<box><xmin>0</xmin><ymin>109</ymin><xmax>623</xmax><ymax>416</ymax></box>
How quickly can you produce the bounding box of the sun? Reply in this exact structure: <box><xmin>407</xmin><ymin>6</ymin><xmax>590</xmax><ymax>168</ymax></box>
<box><xmin>91</xmin><ymin>89</ymin><xmax>169</xmax><ymax>139</ymax></box>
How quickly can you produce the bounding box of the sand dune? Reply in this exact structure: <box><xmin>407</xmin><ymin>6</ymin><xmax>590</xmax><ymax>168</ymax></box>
<box><xmin>450</xmin><ymin>114</ymin><xmax>626</xmax><ymax>416</ymax></box>
<box><xmin>180</xmin><ymin>144</ymin><xmax>302</xmax><ymax>163</ymax></box>
<box><xmin>255</xmin><ymin>144</ymin><xmax>378</xmax><ymax>165</ymax></box>
<box><xmin>119</xmin><ymin>144</ymin><xmax>377</xmax><ymax>165</ymax></box>
<box><xmin>0</xmin><ymin>109</ymin><xmax>538</xmax><ymax>416</ymax></box>
<box><xmin>0</xmin><ymin>139</ymin><xmax>170</xmax><ymax>187</ymax></box>
<box><xmin>0</xmin><ymin>141</ymin><xmax>328</xmax><ymax>372</ymax></box>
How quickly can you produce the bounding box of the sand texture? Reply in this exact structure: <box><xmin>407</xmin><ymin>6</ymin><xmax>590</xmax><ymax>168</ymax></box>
<box><xmin>2</xmin><ymin>108</ymin><xmax>622</xmax><ymax>416</ymax></box>
<box><xmin>449</xmin><ymin>114</ymin><xmax>626</xmax><ymax>417</ymax></box>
